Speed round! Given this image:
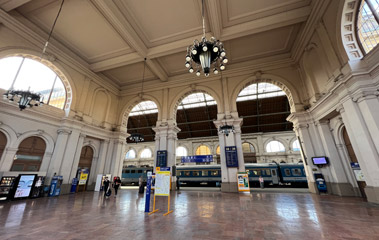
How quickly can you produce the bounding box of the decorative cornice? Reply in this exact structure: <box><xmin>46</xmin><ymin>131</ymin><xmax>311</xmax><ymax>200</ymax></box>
<box><xmin>57</xmin><ymin>129</ymin><xmax>72</xmax><ymax>135</ymax></box>
<box><xmin>352</xmin><ymin>90</ymin><xmax>379</xmax><ymax>103</ymax></box>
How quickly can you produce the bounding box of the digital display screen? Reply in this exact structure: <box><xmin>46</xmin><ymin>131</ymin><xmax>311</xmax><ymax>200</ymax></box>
<box><xmin>14</xmin><ymin>175</ymin><xmax>36</xmax><ymax>198</ymax></box>
<box><xmin>312</xmin><ymin>157</ymin><xmax>328</xmax><ymax>165</ymax></box>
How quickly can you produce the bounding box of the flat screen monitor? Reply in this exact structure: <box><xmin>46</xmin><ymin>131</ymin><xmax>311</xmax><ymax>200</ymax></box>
<box><xmin>14</xmin><ymin>175</ymin><xmax>36</xmax><ymax>198</ymax></box>
<box><xmin>312</xmin><ymin>157</ymin><xmax>328</xmax><ymax>165</ymax></box>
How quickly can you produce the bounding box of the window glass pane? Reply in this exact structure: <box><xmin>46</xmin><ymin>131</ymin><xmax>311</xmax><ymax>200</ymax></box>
<box><xmin>211</xmin><ymin>170</ymin><xmax>219</xmax><ymax>176</ymax></box>
<box><xmin>137</xmin><ymin>170</ymin><xmax>143</xmax><ymax>173</ymax></box>
<box><xmin>193</xmin><ymin>171</ymin><xmax>200</xmax><ymax>176</ymax></box>
<box><xmin>237</xmin><ymin>83</ymin><xmax>286</xmax><ymax>102</ymax></box>
<box><xmin>49</xmin><ymin>77</ymin><xmax>66</xmax><ymax>109</ymax></box>
<box><xmin>292</xmin><ymin>168</ymin><xmax>302</xmax><ymax>176</ymax></box>
<box><xmin>292</xmin><ymin>140</ymin><xmax>301</xmax><ymax>151</ymax></box>
<box><xmin>0</xmin><ymin>57</ymin><xmax>23</xmax><ymax>90</ymax></box>
<box><xmin>201</xmin><ymin>170</ymin><xmax>208</xmax><ymax>176</ymax></box>
<box><xmin>129</xmin><ymin>101</ymin><xmax>158</xmax><ymax>116</ymax></box>
<box><xmin>216</xmin><ymin>146</ymin><xmax>220</xmax><ymax>155</ymax></box>
<box><xmin>140</xmin><ymin>149</ymin><xmax>152</xmax><ymax>158</ymax></box>
<box><xmin>10</xmin><ymin>164</ymin><xmax>24</xmax><ymax>171</ymax></box>
<box><xmin>357</xmin><ymin>1</ymin><xmax>379</xmax><ymax>53</ymax></box>
<box><xmin>184</xmin><ymin>171</ymin><xmax>190</xmax><ymax>176</ymax></box>
<box><xmin>126</xmin><ymin>150</ymin><xmax>136</xmax><ymax>159</ymax></box>
<box><xmin>266</xmin><ymin>169</ymin><xmax>271</xmax><ymax>175</ymax></box>
<box><xmin>195</xmin><ymin>145</ymin><xmax>211</xmax><ymax>155</ymax></box>
<box><xmin>266</xmin><ymin>140</ymin><xmax>285</xmax><ymax>152</ymax></box>
<box><xmin>285</xmin><ymin>169</ymin><xmax>291</xmax><ymax>176</ymax></box>
<box><xmin>242</xmin><ymin>142</ymin><xmax>255</xmax><ymax>153</ymax></box>
<box><xmin>126</xmin><ymin>170</ymin><xmax>130</xmax><ymax>174</ymax></box>
<box><xmin>179</xmin><ymin>93</ymin><xmax>216</xmax><ymax>110</ymax></box>
<box><xmin>176</xmin><ymin>146</ymin><xmax>187</xmax><ymax>157</ymax></box>
<box><xmin>131</xmin><ymin>170</ymin><xmax>136</xmax><ymax>173</ymax></box>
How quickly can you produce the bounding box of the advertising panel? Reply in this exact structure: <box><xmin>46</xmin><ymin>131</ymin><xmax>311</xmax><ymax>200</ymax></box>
<box><xmin>79</xmin><ymin>169</ymin><xmax>89</xmax><ymax>185</ymax></box>
<box><xmin>237</xmin><ymin>172</ymin><xmax>250</xmax><ymax>192</ymax></box>
<box><xmin>155</xmin><ymin>167</ymin><xmax>170</xmax><ymax>196</ymax></box>
<box><xmin>14</xmin><ymin>175</ymin><xmax>36</xmax><ymax>198</ymax></box>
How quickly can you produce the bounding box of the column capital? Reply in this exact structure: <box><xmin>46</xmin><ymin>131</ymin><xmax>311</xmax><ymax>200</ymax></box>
<box><xmin>57</xmin><ymin>129</ymin><xmax>72</xmax><ymax>135</ymax></box>
<box><xmin>352</xmin><ymin>90</ymin><xmax>379</xmax><ymax>103</ymax></box>
<box><xmin>335</xmin><ymin>104</ymin><xmax>345</xmax><ymax>114</ymax></box>
<box><xmin>79</xmin><ymin>133</ymin><xmax>87</xmax><ymax>138</ymax></box>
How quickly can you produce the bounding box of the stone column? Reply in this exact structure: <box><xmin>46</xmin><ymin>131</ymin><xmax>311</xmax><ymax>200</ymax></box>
<box><xmin>338</xmin><ymin>96</ymin><xmax>379</xmax><ymax>204</ymax></box>
<box><xmin>46</xmin><ymin>129</ymin><xmax>71</xmax><ymax>184</ymax></box>
<box><xmin>213</xmin><ymin>117</ymin><xmax>245</xmax><ymax>193</ymax></box>
<box><xmin>316</xmin><ymin>120</ymin><xmax>356</xmax><ymax>196</ymax></box>
<box><xmin>0</xmin><ymin>147</ymin><xmax>18</xmax><ymax>171</ymax></box>
<box><xmin>153</xmin><ymin>121</ymin><xmax>180</xmax><ymax>189</ymax></box>
<box><xmin>95</xmin><ymin>139</ymin><xmax>110</xmax><ymax>175</ymax></box>
<box><xmin>68</xmin><ymin>133</ymin><xmax>86</xmax><ymax>183</ymax></box>
<box><xmin>110</xmin><ymin>137</ymin><xmax>126</xmax><ymax>178</ymax></box>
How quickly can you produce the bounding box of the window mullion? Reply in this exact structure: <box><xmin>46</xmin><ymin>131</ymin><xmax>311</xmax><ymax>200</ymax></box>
<box><xmin>10</xmin><ymin>58</ymin><xmax>25</xmax><ymax>90</ymax></box>
<box><xmin>366</xmin><ymin>0</ymin><xmax>379</xmax><ymax>23</ymax></box>
<box><xmin>47</xmin><ymin>75</ymin><xmax>58</xmax><ymax>105</ymax></box>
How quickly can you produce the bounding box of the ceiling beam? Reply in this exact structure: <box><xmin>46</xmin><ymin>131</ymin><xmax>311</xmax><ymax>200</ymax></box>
<box><xmin>90</xmin><ymin>5</ymin><xmax>310</xmax><ymax>72</ymax></box>
<box><xmin>0</xmin><ymin>0</ymin><xmax>32</xmax><ymax>12</ymax></box>
<box><xmin>146</xmin><ymin>58</ymin><xmax>168</xmax><ymax>82</ymax></box>
<box><xmin>206</xmin><ymin>0</ymin><xmax>222</xmax><ymax>39</ymax></box>
<box><xmin>90</xmin><ymin>52</ymin><xmax>141</xmax><ymax>72</ymax></box>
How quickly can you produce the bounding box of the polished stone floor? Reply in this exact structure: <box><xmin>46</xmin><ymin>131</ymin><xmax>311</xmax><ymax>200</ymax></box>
<box><xmin>0</xmin><ymin>189</ymin><xmax>378</xmax><ymax>240</ymax></box>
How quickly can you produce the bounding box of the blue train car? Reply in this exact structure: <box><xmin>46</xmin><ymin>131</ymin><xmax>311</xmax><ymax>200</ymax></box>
<box><xmin>278</xmin><ymin>163</ymin><xmax>307</xmax><ymax>186</ymax></box>
<box><xmin>176</xmin><ymin>165</ymin><xmax>221</xmax><ymax>186</ymax></box>
<box><xmin>121</xmin><ymin>166</ymin><xmax>153</xmax><ymax>185</ymax></box>
<box><xmin>245</xmin><ymin>163</ymin><xmax>280</xmax><ymax>186</ymax></box>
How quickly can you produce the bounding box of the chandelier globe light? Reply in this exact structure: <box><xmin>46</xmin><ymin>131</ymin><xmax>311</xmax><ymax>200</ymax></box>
<box><xmin>185</xmin><ymin>0</ymin><xmax>227</xmax><ymax>77</ymax></box>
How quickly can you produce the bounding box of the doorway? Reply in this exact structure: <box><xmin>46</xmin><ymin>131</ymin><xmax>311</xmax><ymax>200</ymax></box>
<box><xmin>77</xmin><ymin>146</ymin><xmax>94</xmax><ymax>192</ymax></box>
<box><xmin>342</xmin><ymin>127</ymin><xmax>367</xmax><ymax>198</ymax></box>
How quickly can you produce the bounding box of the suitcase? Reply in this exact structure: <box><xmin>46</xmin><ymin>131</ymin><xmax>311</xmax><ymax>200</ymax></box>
<box><xmin>105</xmin><ymin>187</ymin><xmax>112</xmax><ymax>197</ymax></box>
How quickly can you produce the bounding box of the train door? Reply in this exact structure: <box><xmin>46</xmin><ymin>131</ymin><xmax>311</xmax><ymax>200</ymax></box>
<box><xmin>271</xmin><ymin>169</ymin><xmax>279</xmax><ymax>184</ymax></box>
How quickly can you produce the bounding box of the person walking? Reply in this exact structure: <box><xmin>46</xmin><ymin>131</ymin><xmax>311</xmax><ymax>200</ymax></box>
<box><xmin>103</xmin><ymin>177</ymin><xmax>110</xmax><ymax>197</ymax></box>
<box><xmin>113</xmin><ymin>176</ymin><xmax>121</xmax><ymax>197</ymax></box>
<box><xmin>259</xmin><ymin>175</ymin><xmax>264</xmax><ymax>189</ymax></box>
<box><xmin>138</xmin><ymin>175</ymin><xmax>144</xmax><ymax>194</ymax></box>
<box><xmin>176</xmin><ymin>177</ymin><xmax>180</xmax><ymax>190</ymax></box>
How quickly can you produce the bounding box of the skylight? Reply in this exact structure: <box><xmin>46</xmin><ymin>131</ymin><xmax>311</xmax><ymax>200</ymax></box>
<box><xmin>237</xmin><ymin>83</ymin><xmax>286</xmax><ymax>102</ymax></box>
<box><xmin>129</xmin><ymin>101</ymin><xmax>158</xmax><ymax>116</ymax></box>
<box><xmin>178</xmin><ymin>93</ymin><xmax>216</xmax><ymax>110</ymax></box>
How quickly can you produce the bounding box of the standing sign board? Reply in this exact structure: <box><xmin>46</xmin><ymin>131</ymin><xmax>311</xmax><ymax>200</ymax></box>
<box><xmin>79</xmin><ymin>169</ymin><xmax>89</xmax><ymax>185</ymax></box>
<box><xmin>155</xmin><ymin>167</ymin><xmax>171</xmax><ymax>196</ymax></box>
<box><xmin>156</xmin><ymin>151</ymin><xmax>167</xmax><ymax>168</ymax></box>
<box><xmin>225</xmin><ymin>146</ymin><xmax>238</xmax><ymax>167</ymax></box>
<box><xmin>237</xmin><ymin>172</ymin><xmax>250</xmax><ymax>192</ymax></box>
<box><xmin>181</xmin><ymin>155</ymin><xmax>213</xmax><ymax>163</ymax></box>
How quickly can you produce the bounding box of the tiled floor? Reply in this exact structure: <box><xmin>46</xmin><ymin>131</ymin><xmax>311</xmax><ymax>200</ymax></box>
<box><xmin>0</xmin><ymin>189</ymin><xmax>378</xmax><ymax>240</ymax></box>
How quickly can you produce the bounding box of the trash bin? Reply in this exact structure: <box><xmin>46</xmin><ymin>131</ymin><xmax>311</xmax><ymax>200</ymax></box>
<box><xmin>70</xmin><ymin>178</ymin><xmax>78</xmax><ymax>193</ymax></box>
<box><xmin>314</xmin><ymin>173</ymin><xmax>327</xmax><ymax>194</ymax></box>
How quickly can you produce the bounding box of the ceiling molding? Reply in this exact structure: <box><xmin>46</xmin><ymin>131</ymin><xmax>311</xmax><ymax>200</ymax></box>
<box><xmin>91</xmin><ymin>52</ymin><xmax>141</xmax><ymax>72</ymax></box>
<box><xmin>146</xmin><ymin>58</ymin><xmax>168</xmax><ymax>82</ymax></box>
<box><xmin>206</xmin><ymin>0</ymin><xmax>222</xmax><ymax>39</ymax></box>
<box><xmin>0</xmin><ymin>0</ymin><xmax>31</xmax><ymax>12</ymax></box>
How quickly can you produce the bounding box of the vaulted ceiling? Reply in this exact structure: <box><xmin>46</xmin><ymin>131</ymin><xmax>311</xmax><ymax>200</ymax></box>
<box><xmin>1</xmin><ymin>0</ymin><xmax>312</xmax><ymax>87</ymax></box>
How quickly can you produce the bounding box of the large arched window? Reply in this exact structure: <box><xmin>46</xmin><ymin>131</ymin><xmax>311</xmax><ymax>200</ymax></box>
<box><xmin>176</xmin><ymin>146</ymin><xmax>187</xmax><ymax>157</ymax></box>
<box><xmin>266</xmin><ymin>140</ymin><xmax>285</xmax><ymax>153</ymax></box>
<box><xmin>292</xmin><ymin>139</ymin><xmax>301</xmax><ymax>151</ymax></box>
<box><xmin>125</xmin><ymin>149</ymin><xmax>136</xmax><ymax>159</ymax></box>
<box><xmin>140</xmin><ymin>148</ymin><xmax>152</xmax><ymax>159</ymax></box>
<box><xmin>0</xmin><ymin>56</ymin><xmax>67</xmax><ymax>109</ymax></box>
<box><xmin>127</xmin><ymin>101</ymin><xmax>158</xmax><ymax>143</ymax></box>
<box><xmin>195</xmin><ymin>145</ymin><xmax>211</xmax><ymax>155</ymax></box>
<box><xmin>242</xmin><ymin>142</ymin><xmax>255</xmax><ymax>153</ymax></box>
<box><xmin>11</xmin><ymin>136</ymin><xmax>46</xmax><ymax>171</ymax></box>
<box><xmin>216</xmin><ymin>145</ymin><xmax>220</xmax><ymax>155</ymax></box>
<box><xmin>357</xmin><ymin>0</ymin><xmax>379</xmax><ymax>54</ymax></box>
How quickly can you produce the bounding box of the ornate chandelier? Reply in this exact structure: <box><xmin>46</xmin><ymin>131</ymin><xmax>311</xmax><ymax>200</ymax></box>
<box><xmin>219</xmin><ymin>125</ymin><xmax>234</xmax><ymax>137</ymax></box>
<box><xmin>185</xmin><ymin>0</ymin><xmax>227</xmax><ymax>77</ymax></box>
<box><xmin>128</xmin><ymin>58</ymin><xmax>147</xmax><ymax>143</ymax></box>
<box><xmin>3</xmin><ymin>89</ymin><xmax>43</xmax><ymax>111</ymax></box>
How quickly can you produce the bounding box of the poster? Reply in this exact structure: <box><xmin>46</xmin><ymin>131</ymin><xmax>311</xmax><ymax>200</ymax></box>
<box><xmin>353</xmin><ymin>169</ymin><xmax>365</xmax><ymax>181</ymax></box>
<box><xmin>14</xmin><ymin>175</ymin><xmax>36</xmax><ymax>198</ymax></box>
<box><xmin>155</xmin><ymin>168</ymin><xmax>170</xmax><ymax>196</ymax></box>
<box><xmin>79</xmin><ymin>169</ymin><xmax>89</xmax><ymax>185</ymax></box>
<box><xmin>237</xmin><ymin>172</ymin><xmax>250</xmax><ymax>192</ymax></box>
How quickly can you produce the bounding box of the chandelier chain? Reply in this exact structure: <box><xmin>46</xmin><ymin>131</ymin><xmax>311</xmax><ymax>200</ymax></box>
<box><xmin>42</xmin><ymin>0</ymin><xmax>65</xmax><ymax>57</ymax></box>
<box><xmin>202</xmin><ymin>0</ymin><xmax>206</xmax><ymax>37</ymax></box>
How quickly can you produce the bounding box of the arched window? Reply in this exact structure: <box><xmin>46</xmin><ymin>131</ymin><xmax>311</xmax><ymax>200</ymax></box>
<box><xmin>0</xmin><ymin>56</ymin><xmax>67</xmax><ymax>109</ymax></box>
<box><xmin>0</xmin><ymin>131</ymin><xmax>7</xmax><ymax>160</ymax></box>
<box><xmin>125</xmin><ymin>149</ymin><xmax>136</xmax><ymax>159</ymax></box>
<box><xmin>292</xmin><ymin>139</ymin><xmax>300</xmax><ymax>151</ymax></box>
<box><xmin>195</xmin><ymin>145</ymin><xmax>211</xmax><ymax>155</ymax></box>
<box><xmin>357</xmin><ymin>0</ymin><xmax>379</xmax><ymax>54</ymax></box>
<box><xmin>140</xmin><ymin>148</ymin><xmax>152</xmax><ymax>158</ymax></box>
<box><xmin>127</xmin><ymin>101</ymin><xmax>158</xmax><ymax>143</ymax></box>
<box><xmin>11</xmin><ymin>136</ymin><xmax>46</xmax><ymax>171</ymax></box>
<box><xmin>216</xmin><ymin>145</ymin><xmax>220</xmax><ymax>155</ymax></box>
<box><xmin>242</xmin><ymin>142</ymin><xmax>255</xmax><ymax>153</ymax></box>
<box><xmin>129</xmin><ymin>101</ymin><xmax>158</xmax><ymax>116</ymax></box>
<box><xmin>266</xmin><ymin>140</ymin><xmax>285</xmax><ymax>153</ymax></box>
<box><xmin>176</xmin><ymin>146</ymin><xmax>187</xmax><ymax>157</ymax></box>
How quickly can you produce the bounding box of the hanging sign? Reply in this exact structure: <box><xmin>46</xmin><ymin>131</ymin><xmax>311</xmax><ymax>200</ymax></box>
<box><xmin>237</xmin><ymin>172</ymin><xmax>250</xmax><ymax>192</ymax></box>
<box><xmin>181</xmin><ymin>155</ymin><xmax>213</xmax><ymax>163</ymax></box>
<box><xmin>156</xmin><ymin>150</ymin><xmax>167</xmax><ymax>168</ymax></box>
<box><xmin>225</xmin><ymin>146</ymin><xmax>238</xmax><ymax>167</ymax></box>
<box><xmin>79</xmin><ymin>169</ymin><xmax>89</xmax><ymax>185</ymax></box>
<box><xmin>155</xmin><ymin>167</ymin><xmax>171</xmax><ymax>196</ymax></box>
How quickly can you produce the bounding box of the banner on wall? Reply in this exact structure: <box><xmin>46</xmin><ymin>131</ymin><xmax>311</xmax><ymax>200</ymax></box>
<box><xmin>237</xmin><ymin>172</ymin><xmax>250</xmax><ymax>192</ymax></box>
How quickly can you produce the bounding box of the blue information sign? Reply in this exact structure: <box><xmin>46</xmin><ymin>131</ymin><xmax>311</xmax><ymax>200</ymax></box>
<box><xmin>350</xmin><ymin>162</ymin><xmax>360</xmax><ymax>169</ymax></box>
<box><xmin>181</xmin><ymin>155</ymin><xmax>213</xmax><ymax>163</ymax></box>
<box><xmin>225</xmin><ymin>146</ymin><xmax>238</xmax><ymax>167</ymax></box>
<box><xmin>145</xmin><ymin>173</ymin><xmax>152</xmax><ymax>213</ymax></box>
<box><xmin>156</xmin><ymin>150</ymin><xmax>167</xmax><ymax>167</ymax></box>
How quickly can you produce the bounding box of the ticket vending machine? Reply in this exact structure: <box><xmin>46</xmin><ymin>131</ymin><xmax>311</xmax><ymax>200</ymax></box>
<box><xmin>49</xmin><ymin>176</ymin><xmax>63</xmax><ymax>197</ymax></box>
<box><xmin>0</xmin><ymin>176</ymin><xmax>16</xmax><ymax>201</ymax></box>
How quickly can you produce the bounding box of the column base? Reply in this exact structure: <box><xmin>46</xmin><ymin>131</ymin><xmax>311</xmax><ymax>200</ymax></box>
<box><xmin>60</xmin><ymin>184</ymin><xmax>71</xmax><ymax>195</ymax></box>
<box><xmin>221</xmin><ymin>182</ymin><xmax>238</xmax><ymax>193</ymax></box>
<box><xmin>308</xmin><ymin>181</ymin><xmax>317</xmax><ymax>194</ymax></box>
<box><xmin>365</xmin><ymin>186</ymin><xmax>379</xmax><ymax>204</ymax></box>
<box><xmin>329</xmin><ymin>182</ymin><xmax>360</xmax><ymax>197</ymax></box>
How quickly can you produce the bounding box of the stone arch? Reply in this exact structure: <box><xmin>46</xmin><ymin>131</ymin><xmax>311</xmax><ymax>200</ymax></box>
<box><xmin>176</xmin><ymin>145</ymin><xmax>189</xmax><ymax>156</ymax></box>
<box><xmin>0</xmin><ymin>48</ymin><xmax>75</xmax><ymax>116</ymax></box>
<box><xmin>339</xmin><ymin>0</ymin><xmax>364</xmax><ymax>60</ymax></box>
<box><xmin>0</xmin><ymin>123</ymin><xmax>17</xmax><ymax>149</ymax></box>
<box><xmin>230</xmin><ymin>73</ymin><xmax>302</xmax><ymax>114</ymax></box>
<box><xmin>14</xmin><ymin>130</ymin><xmax>55</xmax><ymax>154</ymax></box>
<box><xmin>263</xmin><ymin>138</ymin><xmax>287</xmax><ymax>153</ymax></box>
<box><xmin>139</xmin><ymin>147</ymin><xmax>154</xmax><ymax>159</ymax></box>
<box><xmin>89</xmin><ymin>87</ymin><xmax>111</xmax><ymax>124</ymax></box>
<box><xmin>193</xmin><ymin>143</ymin><xmax>212</xmax><ymax>155</ymax></box>
<box><xmin>125</xmin><ymin>147</ymin><xmax>137</xmax><ymax>159</ymax></box>
<box><xmin>82</xmin><ymin>142</ymin><xmax>98</xmax><ymax>159</ymax></box>
<box><xmin>289</xmin><ymin>137</ymin><xmax>300</xmax><ymax>151</ymax></box>
<box><xmin>119</xmin><ymin>94</ymin><xmax>162</xmax><ymax>131</ymax></box>
<box><xmin>242</xmin><ymin>140</ymin><xmax>257</xmax><ymax>153</ymax></box>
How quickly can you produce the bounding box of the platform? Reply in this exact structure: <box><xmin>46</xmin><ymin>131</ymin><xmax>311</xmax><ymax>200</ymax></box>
<box><xmin>0</xmin><ymin>189</ymin><xmax>378</xmax><ymax>240</ymax></box>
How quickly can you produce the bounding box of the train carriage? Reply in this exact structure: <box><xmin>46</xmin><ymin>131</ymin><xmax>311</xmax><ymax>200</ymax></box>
<box><xmin>121</xmin><ymin>166</ymin><xmax>153</xmax><ymax>185</ymax></box>
<box><xmin>245</xmin><ymin>163</ymin><xmax>280</xmax><ymax>186</ymax></box>
<box><xmin>176</xmin><ymin>165</ymin><xmax>221</xmax><ymax>186</ymax></box>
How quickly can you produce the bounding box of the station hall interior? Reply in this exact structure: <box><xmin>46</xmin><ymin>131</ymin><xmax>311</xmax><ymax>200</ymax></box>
<box><xmin>1</xmin><ymin>0</ymin><xmax>379</xmax><ymax>239</ymax></box>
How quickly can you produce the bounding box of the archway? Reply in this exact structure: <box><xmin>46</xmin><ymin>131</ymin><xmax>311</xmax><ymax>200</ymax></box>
<box><xmin>77</xmin><ymin>146</ymin><xmax>94</xmax><ymax>192</ymax></box>
<box><xmin>0</xmin><ymin>131</ymin><xmax>7</xmax><ymax>161</ymax></box>
<box><xmin>11</xmin><ymin>136</ymin><xmax>46</xmax><ymax>171</ymax></box>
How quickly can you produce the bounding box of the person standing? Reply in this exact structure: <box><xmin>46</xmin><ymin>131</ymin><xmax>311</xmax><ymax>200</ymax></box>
<box><xmin>259</xmin><ymin>175</ymin><xmax>264</xmax><ymax>189</ymax></box>
<box><xmin>138</xmin><ymin>175</ymin><xmax>144</xmax><ymax>194</ymax></box>
<box><xmin>176</xmin><ymin>177</ymin><xmax>180</xmax><ymax>190</ymax></box>
<box><xmin>103</xmin><ymin>177</ymin><xmax>110</xmax><ymax>197</ymax></box>
<box><xmin>113</xmin><ymin>176</ymin><xmax>121</xmax><ymax>197</ymax></box>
